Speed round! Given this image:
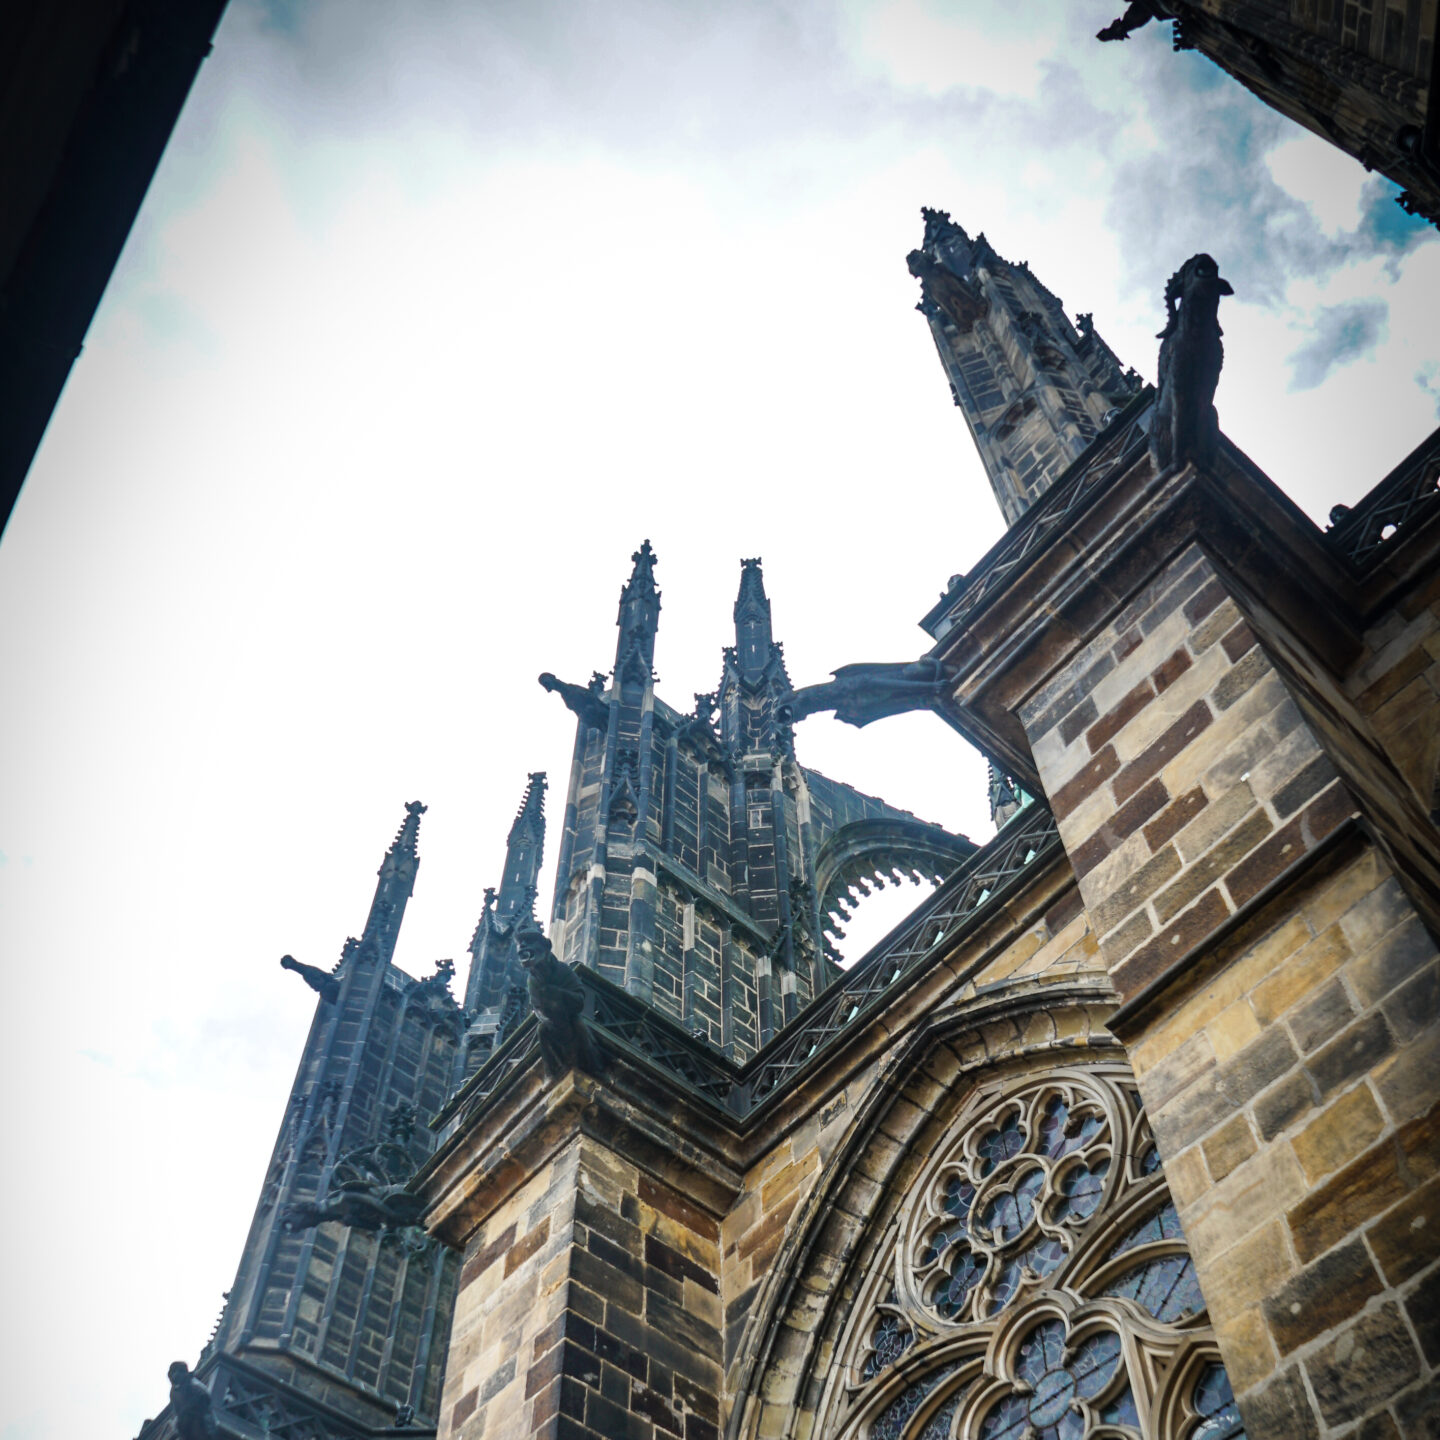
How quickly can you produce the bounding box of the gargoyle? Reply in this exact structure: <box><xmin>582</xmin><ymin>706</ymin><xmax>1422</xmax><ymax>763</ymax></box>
<box><xmin>539</xmin><ymin>671</ymin><xmax>610</xmax><ymax>730</ymax></box>
<box><xmin>282</xmin><ymin>1129</ymin><xmax>426</xmax><ymax>1234</ymax></box>
<box><xmin>1149</xmin><ymin>253</ymin><xmax>1233</xmax><ymax>474</ymax></box>
<box><xmin>677</xmin><ymin>692</ymin><xmax>725</xmax><ymax>760</ymax></box>
<box><xmin>782</xmin><ymin>657</ymin><xmax>950</xmax><ymax>730</ymax></box>
<box><xmin>1097</xmin><ymin>1</ymin><xmax>1159</xmax><ymax>41</ymax></box>
<box><xmin>167</xmin><ymin>1362</ymin><xmax>219</xmax><ymax>1440</ymax></box>
<box><xmin>516</xmin><ymin>926</ymin><xmax>603</xmax><ymax>1079</ymax></box>
<box><xmin>283</xmin><ymin>1183</ymin><xmax>426</xmax><ymax>1234</ymax></box>
<box><xmin>280</xmin><ymin>953</ymin><xmax>340</xmax><ymax>1005</ymax></box>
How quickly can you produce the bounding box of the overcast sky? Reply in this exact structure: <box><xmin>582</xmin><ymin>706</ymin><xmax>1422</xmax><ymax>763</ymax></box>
<box><xmin>2</xmin><ymin>4</ymin><xmax>1436</xmax><ymax>1438</ymax></box>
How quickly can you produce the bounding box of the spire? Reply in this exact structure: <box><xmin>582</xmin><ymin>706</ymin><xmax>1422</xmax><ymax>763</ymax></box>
<box><xmin>497</xmin><ymin>772</ymin><xmax>546</xmax><ymax>923</ymax></box>
<box><xmin>909</xmin><ymin>207</ymin><xmax>1141</xmax><ymax>525</ymax></box>
<box><xmin>615</xmin><ymin>539</ymin><xmax>661</xmax><ymax>683</ymax></box>
<box><xmin>463</xmin><ymin>775</ymin><xmax>547</xmax><ymax>1012</ymax></box>
<box><xmin>733</xmin><ymin>557</ymin><xmax>773</xmax><ymax>684</ymax></box>
<box><xmin>717</xmin><ymin>556</ymin><xmax>792</xmax><ymax>757</ymax></box>
<box><xmin>361</xmin><ymin>800</ymin><xmax>425</xmax><ymax>961</ymax></box>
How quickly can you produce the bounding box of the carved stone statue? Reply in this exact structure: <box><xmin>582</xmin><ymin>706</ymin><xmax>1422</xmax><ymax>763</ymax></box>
<box><xmin>782</xmin><ymin>657</ymin><xmax>950</xmax><ymax>730</ymax></box>
<box><xmin>539</xmin><ymin>671</ymin><xmax>609</xmax><ymax>730</ymax></box>
<box><xmin>167</xmin><ymin>1362</ymin><xmax>219</xmax><ymax>1440</ymax></box>
<box><xmin>516</xmin><ymin>927</ymin><xmax>603</xmax><ymax>1079</ymax></box>
<box><xmin>1149</xmin><ymin>253</ymin><xmax>1233</xmax><ymax>474</ymax></box>
<box><xmin>280</xmin><ymin>953</ymin><xmax>340</xmax><ymax>1005</ymax></box>
<box><xmin>1097</xmin><ymin>0</ymin><xmax>1159</xmax><ymax>41</ymax></box>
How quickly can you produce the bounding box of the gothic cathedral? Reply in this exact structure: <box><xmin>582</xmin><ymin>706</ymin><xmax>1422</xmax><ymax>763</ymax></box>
<box><xmin>141</xmin><ymin>205</ymin><xmax>1440</xmax><ymax>1440</ymax></box>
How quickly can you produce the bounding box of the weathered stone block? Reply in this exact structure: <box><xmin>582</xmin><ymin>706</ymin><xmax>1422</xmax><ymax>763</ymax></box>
<box><xmin>1113</xmin><ymin>701</ymin><xmax>1214</xmax><ymax>805</ymax></box>
<box><xmin>1262</xmin><ymin>1238</ymin><xmax>1383</xmax><ymax>1355</ymax></box>
<box><xmin>1349</xmin><ymin>915</ymin><xmax>1438</xmax><ymax>1009</ymax></box>
<box><xmin>1403</xmin><ymin>1265</ymin><xmax>1440</xmax><ymax>1367</ymax></box>
<box><xmin>1203</xmin><ymin>1110</ymin><xmax>1258</xmax><ymax>1181</ymax></box>
<box><xmin>1239</xmin><ymin>1363</ymin><xmax>1319</xmax><ymax>1440</ymax></box>
<box><xmin>1306</xmin><ymin>1013</ymin><xmax>1395</xmax><ymax>1102</ymax></box>
<box><xmin>1287</xmin><ymin>976</ymin><xmax>1356</xmax><ymax>1054</ymax></box>
<box><xmin>1088</xmin><ymin>678</ymin><xmax>1156</xmax><ymax>754</ymax></box>
<box><xmin>1153</xmin><ymin>808</ymin><xmax>1274</xmax><ymax>925</ymax></box>
<box><xmin>1249</xmin><ymin>1077</ymin><xmax>1319</xmax><ymax>1140</ymax></box>
<box><xmin>1112</xmin><ymin>888</ymin><xmax>1232</xmax><ymax>1000</ymax></box>
<box><xmin>1092</xmin><ymin>844</ymin><xmax>1183</xmax><ymax>936</ymax></box>
<box><xmin>1303</xmin><ymin>1303</ymin><xmax>1421</xmax><ymax>1427</ymax></box>
<box><xmin>1051</xmin><ymin>746</ymin><xmax>1121</xmax><ymax>821</ymax></box>
<box><xmin>1251</xmin><ymin>925</ymin><xmax>1350</xmax><ymax>1026</ymax></box>
<box><xmin>1383</xmin><ymin>961</ymin><xmax>1440</xmax><ymax>1045</ymax></box>
<box><xmin>1291</xmin><ymin>1083</ymin><xmax>1387</xmax><ymax>1183</ymax></box>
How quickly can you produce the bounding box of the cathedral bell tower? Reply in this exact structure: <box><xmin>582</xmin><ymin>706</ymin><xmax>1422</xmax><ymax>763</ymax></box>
<box><xmin>909</xmin><ymin>206</ymin><xmax>1141</xmax><ymax>523</ymax></box>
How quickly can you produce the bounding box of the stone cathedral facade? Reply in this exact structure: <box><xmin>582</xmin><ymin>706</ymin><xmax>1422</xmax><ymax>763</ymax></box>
<box><xmin>139</xmin><ymin>209</ymin><xmax>1440</xmax><ymax>1440</ymax></box>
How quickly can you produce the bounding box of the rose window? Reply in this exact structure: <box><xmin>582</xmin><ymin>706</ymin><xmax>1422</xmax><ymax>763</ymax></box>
<box><xmin>826</xmin><ymin>1064</ymin><xmax>1245</xmax><ymax>1440</ymax></box>
<box><xmin>908</xmin><ymin>1086</ymin><xmax>1115</xmax><ymax>1325</ymax></box>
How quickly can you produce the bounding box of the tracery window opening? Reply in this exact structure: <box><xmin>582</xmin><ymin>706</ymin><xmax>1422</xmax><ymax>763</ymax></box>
<box><xmin>829</xmin><ymin>1065</ymin><xmax>1245</xmax><ymax>1440</ymax></box>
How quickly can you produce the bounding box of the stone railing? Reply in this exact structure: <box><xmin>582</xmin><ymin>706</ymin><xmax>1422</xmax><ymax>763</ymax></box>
<box><xmin>731</xmin><ymin>800</ymin><xmax>1061</xmax><ymax>1114</ymax></box>
<box><xmin>922</xmin><ymin>391</ymin><xmax>1156</xmax><ymax>641</ymax></box>
<box><xmin>1325</xmin><ymin>424</ymin><xmax>1440</xmax><ymax>571</ymax></box>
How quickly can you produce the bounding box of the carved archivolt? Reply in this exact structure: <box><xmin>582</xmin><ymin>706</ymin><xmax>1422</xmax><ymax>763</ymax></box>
<box><xmin>825</xmin><ymin>1065</ymin><xmax>1244</xmax><ymax>1440</ymax></box>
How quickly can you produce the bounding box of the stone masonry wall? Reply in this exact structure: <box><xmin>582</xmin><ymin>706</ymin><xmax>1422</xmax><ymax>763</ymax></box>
<box><xmin>439</xmin><ymin>1131</ymin><xmax>725</xmax><ymax>1440</ymax></box>
<box><xmin>440</xmin><ymin>1139</ymin><xmax>579</xmax><ymax>1439</ymax></box>
<box><xmin>1125</xmin><ymin>839</ymin><xmax>1440</xmax><ymax>1438</ymax></box>
<box><xmin>1017</xmin><ymin>541</ymin><xmax>1440</xmax><ymax>1437</ymax></box>
<box><xmin>1345</xmin><ymin>567</ymin><xmax>1440</xmax><ymax>820</ymax></box>
<box><xmin>1023</xmin><ymin>544</ymin><xmax>1353</xmax><ymax>1006</ymax></box>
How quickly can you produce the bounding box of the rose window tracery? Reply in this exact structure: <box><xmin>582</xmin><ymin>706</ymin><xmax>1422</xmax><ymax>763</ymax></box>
<box><xmin>826</xmin><ymin>1064</ymin><xmax>1245</xmax><ymax>1440</ymax></box>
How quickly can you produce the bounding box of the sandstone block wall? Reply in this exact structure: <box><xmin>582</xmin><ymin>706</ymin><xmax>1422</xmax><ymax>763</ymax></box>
<box><xmin>439</xmin><ymin>1129</ymin><xmax>724</xmax><ymax>1440</ymax></box>
<box><xmin>1346</xmin><ymin>567</ymin><xmax>1440</xmax><ymax>820</ymax></box>
<box><xmin>1017</xmin><ymin>541</ymin><xmax>1440</xmax><ymax>1437</ymax></box>
<box><xmin>1127</xmin><ymin>842</ymin><xmax>1439</xmax><ymax>1437</ymax></box>
<box><xmin>441</xmin><ymin>1141</ymin><xmax>579</xmax><ymax>1439</ymax></box>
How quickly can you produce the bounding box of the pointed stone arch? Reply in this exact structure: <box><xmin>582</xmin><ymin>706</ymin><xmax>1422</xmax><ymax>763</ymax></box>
<box><xmin>813</xmin><ymin>818</ymin><xmax>977</xmax><ymax>957</ymax></box>
<box><xmin>726</xmin><ymin>982</ymin><xmax>1238</xmax><ymax>1440</ymax></box>
<box><xmin>727</xmin><ymin>980</ymin><xmax>1120</xmax><ymax>1439</ymax></box>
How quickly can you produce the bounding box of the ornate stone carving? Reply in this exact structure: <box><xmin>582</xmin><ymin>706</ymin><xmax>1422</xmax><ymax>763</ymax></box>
<box><xmin>281</xmin><ymin>1124</ymin><xmax>426</xmax><ymax>1235</ymax></box>
<box><xmin>1097</xmin><ymin>0</ymin><xmax>1159</xmax><ymax>42</ymax></box>
<box><xmin>517</xmin><ymin>926</ymin><xmax>604</xmax><ymax>1078</ymax></box>
<box><xmin>279</xmin><ymin>953</ymin><xmax>340</xmax><ymax>1004</ymax></box>
<box><xmin>827</xmin><ymin>1064</ymin><xmax>1238</xmax><ymax>1440</ymax></box>
<box><xmin>1149</xmin><ymin>253</ymin><xmax>1233</xmax><ymax>474</ymax></box>
<box><xmin>907</xmin><ymin>249</ymin><xmax>987</xmax><ymax>332</ymax></box>
<box><xmin>783</xmin><ymin>658</ymin><xmax>950</xmax><ymax>730</ymax></box>
<box><xmin>167</xmin><ymin>1362</ymin><xmax>219</xmax><ymax>1440</ymax></box>
<box><xmin>539</xmin><ymin>670</ymin><xmax>610</xmax><ymax>730</ymax></box>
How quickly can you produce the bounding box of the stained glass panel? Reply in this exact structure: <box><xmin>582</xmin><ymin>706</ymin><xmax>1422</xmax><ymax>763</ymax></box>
<box><xmin>980</xmin><ymin>1167</ymin><xmax>1044</xmax><ymax>1242</ymax></box>
<box><xmin>1192</xmin><ymin>1364</ymin><xmax>1245</xmax><ymax>1440</ymax></box>
<box><xmin>862</xmin><ymin>1311</ymin><xmax>915</xmax><ymax>1381</ymax></box>
<box><xmin>977</xmin><ymin>1113</ymin><xmax>1026</xmax><ymax>1175</ymax></box>
<box><xmin>934</xmin><ymin>1248</ymin><xmax>987</xmax><ymax>1318</ymax></box>
<box><xmin>1108</xmin><ymin>1202</ymin><xmax>1183</xmax><ymax>1258</ymax></box>
<box><xmin>979</xmin><ymin>1321</ymin><xmax>1122</xmax><ymax>1440</ymax></box>
<box><xmin>871</xmin><ymin>1366</ymin><xmax>957</xmax><ymax>1440</ymax></box>
<box><xmin>1052</xmin><ymin>1157</ymin><xmax>1110</xmax><ymax>1225</ymax></box>
<box><xmin>1038</xmin><ymin>1095</ymin><xmax>1103</xmax><ymax>1159</ymax></box>
<box><xmin>1102</xmin><ymin>1254</ymin><xmax>1204</xmax><ymax>1324</ymax></box>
